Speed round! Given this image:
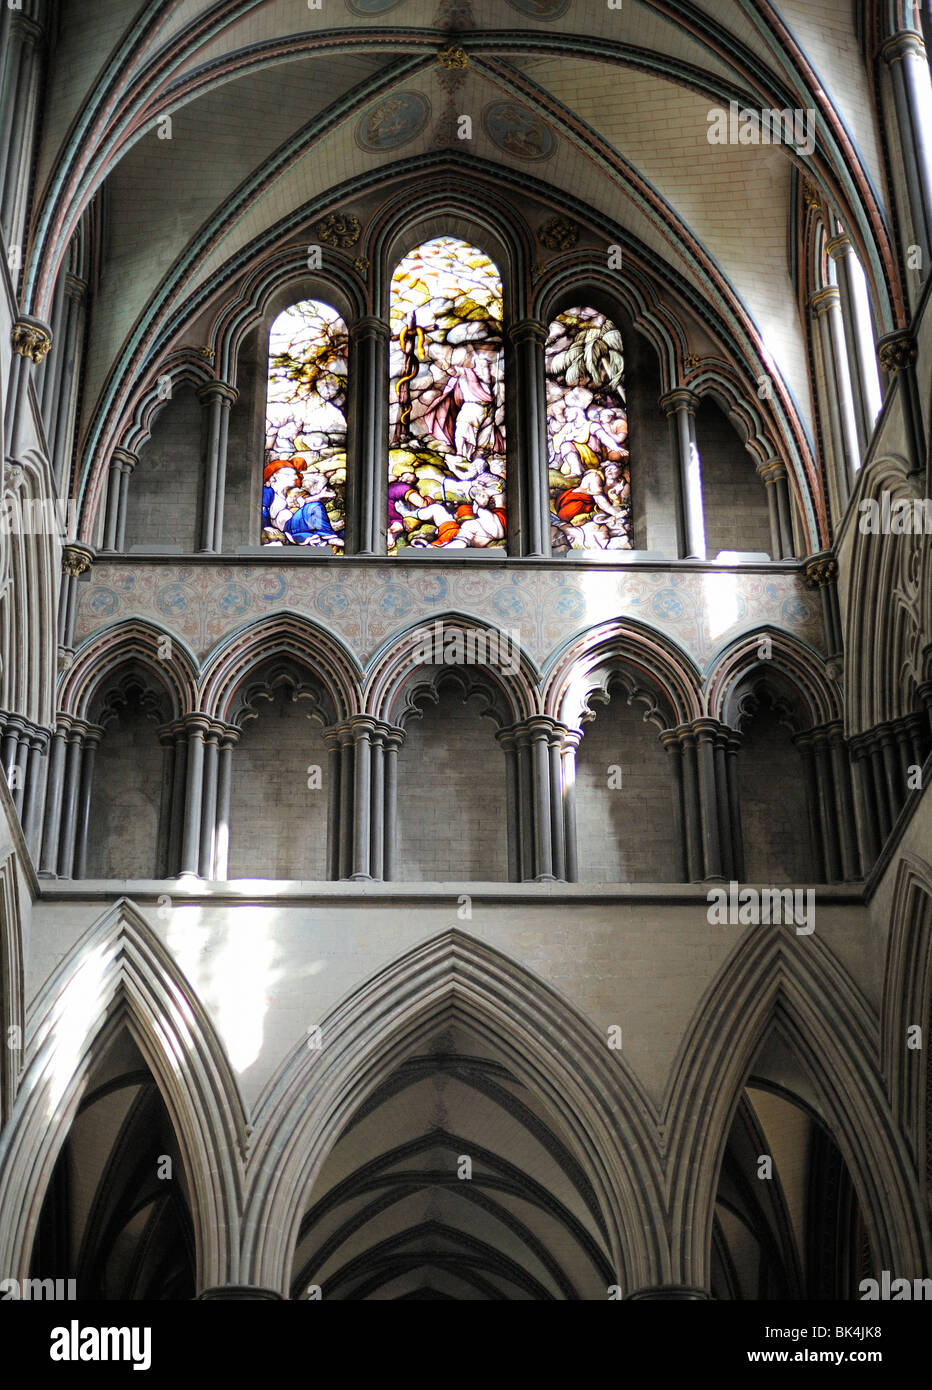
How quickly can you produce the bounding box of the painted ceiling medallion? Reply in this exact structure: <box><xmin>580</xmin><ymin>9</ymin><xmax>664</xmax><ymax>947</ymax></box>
<box><xmin>315</xmin><ymin>212</ymin><xmax>362</xmax><ymax>249</ymax></box>
<box><xmin>355</xmin><ymin>91</ymin><xmax>431</xmax><ymax>152</ymax></box>
<box><xmin>482</xmin><ymin>100</ymin><xmax>555</xmax><ymax>161</ymax></box>
<box><xmin>504</xmin><ymin>0</ymin><xmax>571</xmax><ymax>17</ymax></box>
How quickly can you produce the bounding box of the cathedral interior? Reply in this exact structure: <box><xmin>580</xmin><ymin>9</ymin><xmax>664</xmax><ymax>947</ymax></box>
<box><xmin>0</xmin><ymin>0</ymin><xmax>930</xmax><ymax>1304</ymax></box>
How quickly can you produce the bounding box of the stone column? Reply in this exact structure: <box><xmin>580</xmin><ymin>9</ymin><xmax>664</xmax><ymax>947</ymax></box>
<box><xmin>561</xmin><ymin>731</ymin><xmax>580</xmax><ymax>884</ymax></box>
<box><xmin>881</xmin><ymin>30</ymin><xmax>932</xmax><ymax>289</ymax></box>
<box><xmin>692</xmin><ymin>718</ymin><xmax>725</xmax><ymax>881</ymax></box>
<box><xmin>198</xmin><ymin>381</ymin><xmax>238</xmax><ymax>553</ymax></box>
<box><xmin>115</xmin><ymin>449</ymin><xmax>137</xmax><ymax>553</ymax></box>
<box><xmin>877</xmin><ymin>332</ymin><xmax>923</xmax><ymax>481</ymax></box>
<box><xmin>382</xmin><ymin>726</ymin><xmax>404</xmax><ymax>881</ymax></box>
<box><xmin>804</xmin><ymin>554</ymin><xmax>842</xmax><ymax>662</ymax></box>
<box><xmin>825</xmin><ymin>233</ymin><xmax>879</xmax><ymax>452</ymax></box>
<box><xmin>164</xmin><ymin>721</ymin><xmax>188</xmax><ymax>878</ymax></box>
<box><xmin>58</xmin><ymin>544</ymin><xmax>93</xmax><ymax>654</ymax></box>
<box><xmin>324</xmin><ymin>717</ymin><xmax>403</xmax><ymax>880</ymax></box>
<box><xmin>0</xmin><ymin>13</ymin><xmax>41</xmax><ymax>250</ymax></box>
<box><xmin>660</xmin><ymin>730</ymin><xmax>688</xmax><ymax>883</ymax></box>
<box><xmin>214</xmin><ymin>731</ymin><xmax>238</xmax><ymax>880</ymax></box>
<box><xmin>323</xmin><ymin>729</ymin><xmax>342</xmax><ymax>880</ymax></box>
<box><xmin>498</xmin><ymin>717</ymin><xmax>570</xmax><ymax>882</ymax></box>
<box><xmin>348</xmin><ymin>317</ymin><xmax>390</xmax><ymax>555</ymax></box>
<box><xmin>724</xmin><ymin>731</ymin><xmax>745</xmax><ymax>881</ymax></box>
<box><xmin>101</xmin><ymin>448</ymin><xmax>138</xmax><ymax>553</ymax></box>
<box><xmin>180</xmin><ymin>716</ymin><xmax>209</xmax><ymax>877</ymax></box>
<box><xmin>369</xmin><ymin>724</ymin><xmax>386</xmax><ymax>882</ymax></box>
<box><xmin>38</xmin><ymin>721</ymin><xmax>67</xmax><ymax>877</ymax></box>
<box><xmin>678</xmin><ymin>725</ymin><xmax>703</xmax><ymax>882</ymax></box>
<box><xmin>57</xmin><ymin>721</ymin><xmax>87</xmax><ymax>878</ymax></box>
<box><xmin>497</xmin><ymin>726</ymin><xmax>521</xmax><ymax>882</ymax></box>
<box><xmin>21</xmin><ymin>726</ymin><xmax>49</xmax><ymax>861</ymax></box>
<box><xmin>509</xmin><ymin>319</ymin><xmax>550</xmax><ymax>557</ymax></box>
<box><xmin>350</xmin><ymin>717</ymin><xmax>374</xmax><ymax>880</ymax></box>
<box><xmin>756</xmin><ymin>460</ymin><xmax>795</xmax><ymax>559</ymax></box>
<box><xmin>73</xmin><ymin>727</ymin><xmax>103</xmax><ymax>879</ymax></box>
<box><xmin>198</xmin><ymin>726</ymin><xmax>221</xmax><ymax>878</ymax></box>
<box><xmin>527</xmin><ymin>718</ymin><xmax>555</xmax><ymax>882</ymax></box>
<box><xmin>810</xmin><ymin>287</ymin><xmax>860</xmax><ymax>495</ymax></box>
<box><xmin>45</xmin><ymin>273</ymin><xmax>86</xmax><ymax>493</ymax></box>
<box><xmin>850</xmin><ymin>742</ymin><xmax>880</xmax><ymax>871</ymax></box>
<box><xmin>7</xmin><ymin>318</ymin><xmax>52</xmax><ymax>462</ymax></box>
<box><xmin>826</xmin><ymin>722</ymin><xmax>859</xmax><ymax>882</ymax></box>
<box><xmin>660</xmin><ymin>389</ymin><xmax>705</xmax><ymax>559</ymax></box>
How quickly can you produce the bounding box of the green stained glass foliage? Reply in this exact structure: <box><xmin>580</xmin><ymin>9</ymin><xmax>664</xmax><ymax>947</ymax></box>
<box><xmin>263</xmin><ymin>299</ymin><xmax>347</xmax><ymax>551</ymax></box>
<box><xmin>546</xmin><ymin>306</ymin><xmax>631</xmax><ymax>553</ymax></box>
<box><xmin>388</xmin><ymin>236</ymin><xmax>507</xmax><ymax>552</ymax></box>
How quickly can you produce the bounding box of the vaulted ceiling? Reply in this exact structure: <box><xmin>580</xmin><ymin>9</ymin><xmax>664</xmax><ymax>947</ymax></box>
<box><xmin>25</xmin><ymin>0</ymin><xmax>901</xmax><ymax>545</ymax></box>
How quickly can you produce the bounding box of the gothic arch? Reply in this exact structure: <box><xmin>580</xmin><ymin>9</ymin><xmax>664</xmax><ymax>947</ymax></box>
<box><xmin>706</xmin><ymin>628</ymin><xmax>842</xmax><ymax>732</ymax></box>
<box><xmin>543</xmin><ymin>619</ymin><xmax>701</xmax><ymax>731</ymax></box>
<box><xmin>842</xmin><ymin>454</ymin><xmax>929</xmax><ymax>733</ymax></box>
<box><xmin>199</xmin><ymin>611</ymin><xmax>360</xmax><ymax>725</ymax></box>
<box><xmin>241</xmin><ymin>929</ymin><xmax>666</xmax><ymax>1296</ymax></box>
<box><xmin>120</xmin><ymin>352</ymin><xmax>213</xmax><ymax>458</ymax></box>
<box><xmin>0</xmin><ymin>898</ymin><xmax>245</xmax><ymax>1287</ymax></box>
<box><xmin>664</xmin><ymin>927</ymin><xmax>929</xmax><ymax>1288</ymax></box>
<box><xmin>371</xmin><ymin>182</ymin><xmax>530</xmax><ymax>325</ymax></box>
<box><xmin>219</xmin><ymin>252</ymin><xmax>364</xmax><ymax>385</ymax></box>
<box><xmin>364</xmin><ymin>613</ymin><xmax>539</xmax><ymax>729</ymax></box>
<box><xmin>59</xmin><ymin>620</ymin><xmax>199</xmax><ymax>722</ymax></box>
<box><xmin>881</xmin><ymin>853</ymin><xmax>932</xmax><ymax>1191</ymax></box>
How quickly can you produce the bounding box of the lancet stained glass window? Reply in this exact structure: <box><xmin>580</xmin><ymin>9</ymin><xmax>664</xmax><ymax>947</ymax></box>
<box><xmin>546</xmin><ymin>306</ymin><xmax>631</xmax><ymax>552</ymax></box>
<box><xmin>388</xmin><ymin>236</ymin><xmax>506</xmax><ymax>552</ymax></box>
<box><xmin>263</xmin><ymin>299</ymin><xmax>347</xmax><ymax>551</ymax></box>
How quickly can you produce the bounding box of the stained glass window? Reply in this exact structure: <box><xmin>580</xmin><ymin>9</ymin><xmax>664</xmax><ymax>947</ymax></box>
<box><xmin>546</xmin><ymin>306</ymin><xmax>631</xmax><ymax>553</ymax></box>
<box><xmin>263</xmin><ymin>300</ymin><xmax>347</xmax><ymax>551</ymax></box>
<box><xmin>388</xmin><ymin>236</ymin><xmax>506</xmax><ymax>552</ymax></box>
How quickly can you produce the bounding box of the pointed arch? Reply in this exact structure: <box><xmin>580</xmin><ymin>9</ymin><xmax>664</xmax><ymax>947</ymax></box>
<box><xmin>364</xmin><ymin>612</ymin><xmax>539</xmax><ymax>727</ymax></box>
<box><xmin>881</xmin><ymin>854</ymin><xmax>932</xmax><ymax>1190</ymax></box>
<box><xmin>664</xmin><ymin>926</ymin><xmax>929</xmax><ymax>1287</ymax></box>
<box><xmin>706</xmin><ymin>627</ymin><xmax>841</xmax><ymax>730</ymax></box>
<box><xmin>241</xmin><ymin>929</ymin><xmax>666</xmax><ymax>1295</ymax></box>
<box><xmin>0</xmin><ymin>899</ymin><xmax>245</xmax><ymax>1287</ymax></box>
<box><xmin>59</xmin><ymin>620</ymin><xmax>199</xmax><ymax>721</ymax></box>
<box><xmin>199</xmin><ymin>610</ymin><xmax>360</xmax><ymax>724</ymax></box>
<box><xmin>543</xmin><ymin>618</ymin><xmax>701</xmax><ymax>730</ymax></box>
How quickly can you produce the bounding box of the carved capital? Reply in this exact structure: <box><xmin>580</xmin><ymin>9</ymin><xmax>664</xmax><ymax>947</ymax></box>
<box><xmin>804</xmin><ymin>554</ymin><xmax>838</xmax><ymax>589</ymax></box>
<box><xmin>877</xmin><ymin>331</ymin><xmax>917</xmax><ymax>375</ymax></box>
<box><xmin>757</xmin><ymin>459</ymin><xmax>788</xmax><ymax>486</ymax></box>
<box><xmin>62</xmin><ymin>544</ymin><xmax>93</xmax><ymax>579</ymax></box>
<box><xmin>12</xmin><ymin>318</ymin><xmax>52</xmax><ymax>363</ymax></box>
<box><xmin>509</xmin><ymin>317</ymin><xmax>548</xmax><ymax>349</ymax></box>
<box><xmin>659</xmin><ymin>388</ymin><xmax>700</xmax><ymax>417</ymax></box>
<box><xmin>111</xmin><ymin>447</ymin><xmax>138</xmax><ymax>475</ymax></box>
<box><xmin>824</xmin><ymin>233</ymin><xmax>852</xmax><ymax>261</ymax></box>
<box><xmin>880</xmin><ymin>31</ymin><xmax>927</xmax><ymax>66</ymax></box>
<box><xmin>351</xmin><ymin>315</ymin><xmax>390</xmax><ymax>345</ymax></box>
<box><xmin>809</xmin><ymin>285</ymin><xmax>840</xmax><ymax>318</ymax></box>
<box><xmin>197</xmin><ymin>380</ymin><xmax>238</xmax><ymax>408</ymax></box>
